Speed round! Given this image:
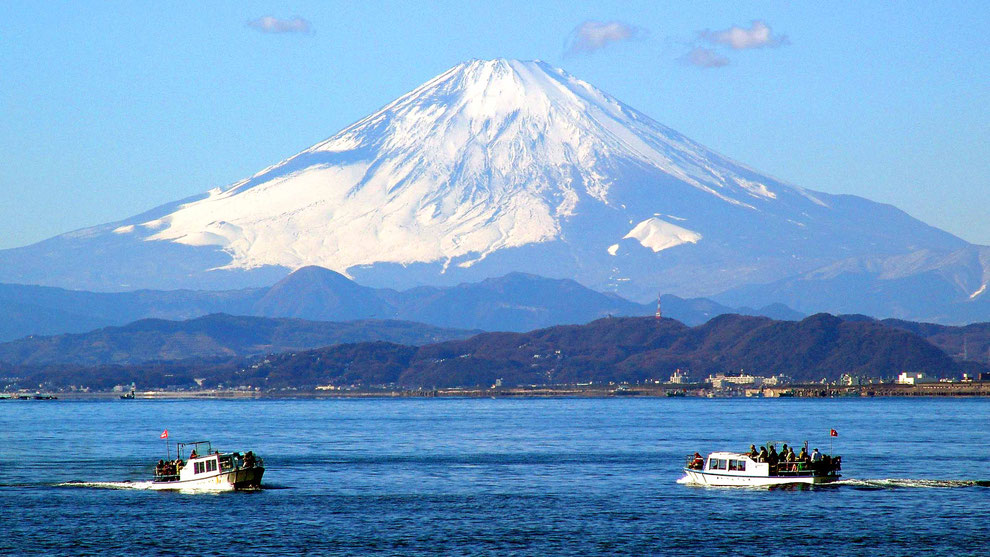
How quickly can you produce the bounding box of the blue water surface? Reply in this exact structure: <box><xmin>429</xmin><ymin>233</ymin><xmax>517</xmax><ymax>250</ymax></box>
<box><xmin>1</xmin><ymin>397</ymin><xmax>988</xmax><ymax>555</ymax></box>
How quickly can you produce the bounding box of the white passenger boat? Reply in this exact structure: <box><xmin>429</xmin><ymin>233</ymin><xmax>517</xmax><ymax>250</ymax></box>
<box><xmin>683</xmin><ymin>447</ymin><xmax>840</xmax><ymax>487</ymax></box>
<box><xmin>151</xmin><ymin>441</ymin><xmax>264</xmax><ymax>491</ymax></box>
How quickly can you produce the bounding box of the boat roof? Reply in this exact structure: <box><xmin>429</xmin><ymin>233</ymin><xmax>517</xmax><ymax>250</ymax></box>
<box><xmin>177</xmin><ymin>440</ymin><xmax>212</xmax><ymax>451</ymax></box>
<box><xmin>707</xmin><ymin>451</ymin><xmax>753</xmax><ymax>459</ymax></box>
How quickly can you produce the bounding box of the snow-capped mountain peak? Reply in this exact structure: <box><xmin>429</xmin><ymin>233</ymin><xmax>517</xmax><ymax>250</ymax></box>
<box><xmin>10</xmin><ymin>58</ymin><xmax>967</xmax><ymax>310</ymax></box>
<box><xmin>132</xmin><ymin>59</ymin><xmax>800</xmax><ymax>276</ymax></box>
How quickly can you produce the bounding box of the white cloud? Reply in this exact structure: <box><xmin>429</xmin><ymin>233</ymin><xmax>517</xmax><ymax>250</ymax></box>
<box><xmin>700</xmin><ymin>20</ymin><xmax>787</xmax><ymax>50</ymax></box>
<box><xmin>683</xmin><ymin>47</ymin><xmax>730</xmax><ymax>68</ymax></box>
<box><xmin>248</xmin><ymin>16</ymin><xmax>312</xmax><ymax>34</ymax></box>
<box><xmin>566</xmin><ymin>21</ymin><xmax>643</xmax><ymax>55</ymax></box>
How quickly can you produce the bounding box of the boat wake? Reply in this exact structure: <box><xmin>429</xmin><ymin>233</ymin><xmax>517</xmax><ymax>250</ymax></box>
<box><xmin>57</xmin><ymin>481</ymin><xmax>154</xmax><ymax>490</ymax></box>
<box><xmin>57</xmin><ymin>480</ymin><xmax>272</xmax><ymax>493</ymax></box>
<box><xmin>676</xmin><ymin>475</ymin><xmax>990</xmax><ymax>490</ymax></box>
<box><xmin>835</xmin><ymin>478</ymin><xmax>990</xmax><ymax>489</ymax></box>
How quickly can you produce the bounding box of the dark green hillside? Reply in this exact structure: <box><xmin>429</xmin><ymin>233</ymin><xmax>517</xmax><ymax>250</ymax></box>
<box><xmin>390</xmin><ymin>314</ymin><xmax>958</xmax><ymax>387</ymax></box>
<box><xmin>0</xmin><ymin>314</ymin><xmax>475</xmax><ymax>366</ymax></box>
<box><xmin>8</xmin><ymin>313</ymin><xmax>979</xmax><ymax>391</ymax></box>
<box><xmin>878</xmin><ymin>318</ymin><xmax>990</xmax><ymax>365</ymax></box>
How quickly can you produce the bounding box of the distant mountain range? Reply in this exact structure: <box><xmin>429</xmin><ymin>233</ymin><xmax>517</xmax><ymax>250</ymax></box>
<box><xmin>0</xmin><ymin>59</ymin><xmax>985</xmax><ymax>323</ymax></box>
<box><xmin>0</xmin><ymin>266</ymin><xmax>803</xmax><ymax>342</ymax></box>
<box><xmin>716</xmin><ymin>246</ymin><xmax>990</xmax><ymax>324</ymax></box>
<box><xmin>9</xmin><ymin>314</ymin><xmax>983</xmax><ymax>391</ymax></box>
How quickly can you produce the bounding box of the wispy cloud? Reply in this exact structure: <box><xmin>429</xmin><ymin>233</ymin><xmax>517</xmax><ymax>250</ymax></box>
<box><xmin>683</xmin><ymin>47</ymin><xmax>730</xmax><ymax>69</ymax></box>
<box><xmin>681</xmin><ymin>20</ymin><xmax>789</xmax><ymax>68</ymax></box>
<box><xmin>699</xmin><ymin>20</ymin><xmax>788</xmax><ymax>50</ymax></box>
<box><xmin>248</xmin><ymin>16</ymin><xmax>313</xmax><ymax>34</ymax></box>
<box><xmin>565</xmin><ymin>20</ymin><xmax>644</xmax><ymax>55</ymax></box>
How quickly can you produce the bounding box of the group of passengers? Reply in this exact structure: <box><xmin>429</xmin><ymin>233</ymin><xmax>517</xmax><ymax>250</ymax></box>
<box><xmin>155</xmin><ymin>459</ymin><xmax>183</xmax><ymax>478</ymax></box>
<box><xmin>747</xmin><ymin>443</ymin><xmax>840</xmax><ymax>474</ymax></box>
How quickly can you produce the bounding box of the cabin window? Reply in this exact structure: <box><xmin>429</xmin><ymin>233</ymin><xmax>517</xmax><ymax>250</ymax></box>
<box><xmin>194</xmin><ymin>462</ymin><xmax>204</xmax><ymax>474</ymax></box>
<box><xmin>207</xmin><ymin>459</ymin><xmax>217</xmax><ymax>472</ymax></box>
<box><xmin>729</xmin><ymin>459</ymin><xmax>746</xmax><ymax>471</ymax></box>
<box><xmin>709</xmin><ymin>458</ymin><xmax>727</xmax><ymax>470</ymax></box>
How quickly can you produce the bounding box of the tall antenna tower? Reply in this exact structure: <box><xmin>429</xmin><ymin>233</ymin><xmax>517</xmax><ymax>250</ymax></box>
<box><xmin>655</xmin><ymin>292</ymin><xmax>662</xmax><ymax>320</ymax></box>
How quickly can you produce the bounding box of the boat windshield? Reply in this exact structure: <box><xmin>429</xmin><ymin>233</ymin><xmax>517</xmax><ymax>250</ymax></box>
<box><xmin>177</xmin><ymin>441</ymin><xmax>212</xmax><ymax>458</ymax></box>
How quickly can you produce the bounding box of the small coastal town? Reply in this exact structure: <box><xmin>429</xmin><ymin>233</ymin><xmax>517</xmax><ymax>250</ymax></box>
<box><xmin>8</xmin><ymin>368</ymin><xmax>990</xmax><ymax>400</ymax></box>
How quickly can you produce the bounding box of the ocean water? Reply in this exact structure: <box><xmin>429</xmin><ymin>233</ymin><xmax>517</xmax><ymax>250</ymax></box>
<box><xmin>1</xmin><ymin>397</ymin><xmax>988</xmax><ymax>555</ymax></box>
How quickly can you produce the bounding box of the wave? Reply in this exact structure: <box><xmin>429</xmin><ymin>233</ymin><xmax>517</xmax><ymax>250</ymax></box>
<box><xmin>836</xmin><ymin>478</ymin><xmax>990</xmax><ymax>489</ymax></box>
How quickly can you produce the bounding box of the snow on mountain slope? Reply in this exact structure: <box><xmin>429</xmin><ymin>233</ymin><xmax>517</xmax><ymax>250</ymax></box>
<box><xmin>622</xmin><ymin>217</ymin><xmax>702</xmax><ymax>253</ymax></box>
<box><xmin>131</xmin><ymin>59</ymin><xmax>816</xmax><ymax>275</ymax></box>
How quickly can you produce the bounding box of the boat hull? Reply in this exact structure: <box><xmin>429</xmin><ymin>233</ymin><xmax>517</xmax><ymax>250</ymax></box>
<box><xmin>683</xmin><ymin>468</ymin><xmax>839</xmax><ymax>487</ymax></box>
<box><xmin>150</xmin><ymin>467</ymin><xmax>264</xmax><ymax>491</ymax></box>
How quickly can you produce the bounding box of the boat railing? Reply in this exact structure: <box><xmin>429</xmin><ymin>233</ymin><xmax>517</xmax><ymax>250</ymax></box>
<box><xmin>684</xmin><ymin>454</ymin><xmax>704</xmax><ymax>469</ymax></box>
<box><xmin>239</xmin><ymin>457</ymin><xmax>263</xmax><ymax>470</ymax></box>
<box><xmin>770</xmin><ymin>459</ymin><xmax>841</xmax><ymax>476</ymax></box>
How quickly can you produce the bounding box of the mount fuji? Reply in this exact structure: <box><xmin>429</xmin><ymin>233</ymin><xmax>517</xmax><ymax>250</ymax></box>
<box><xmin>1</xmin><ymin>59</ymin><xmax>984</xmax><ymax>321</ymax></box>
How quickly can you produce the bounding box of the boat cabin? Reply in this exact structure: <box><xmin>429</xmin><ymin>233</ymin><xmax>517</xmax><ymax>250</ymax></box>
<box><xmin>704</xmin><ymin>452</ymin><xmax>771</xmax><ymax>476</ymax></box>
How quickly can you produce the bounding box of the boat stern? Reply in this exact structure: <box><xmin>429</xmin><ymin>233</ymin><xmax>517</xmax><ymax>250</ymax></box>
<box><xmin>231</xmin><ymin>466</ymin><xmax>264</xmax><ymax>489</ymax></box>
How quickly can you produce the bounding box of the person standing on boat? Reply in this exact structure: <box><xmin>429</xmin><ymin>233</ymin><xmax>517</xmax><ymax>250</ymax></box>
<box><xmin>758</xmin><ymin>446</ymin><xmax>768</xmax><ymax>462</ymax></box>
<box><xmin>786</xmin><ymin>447</ymin><xmax>798</xmax><ymax>471</ymax></box>
<box><xmin>748</xmin><ymin>445</ymin><xmax>758</xmax><ymax>458</ymax></box>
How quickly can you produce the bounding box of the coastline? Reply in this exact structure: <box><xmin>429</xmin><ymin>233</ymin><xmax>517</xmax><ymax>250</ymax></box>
<box><xmin>21</xmin><ymin>380</ymin><xmax>990</xmax><ymax>400</ymax></box>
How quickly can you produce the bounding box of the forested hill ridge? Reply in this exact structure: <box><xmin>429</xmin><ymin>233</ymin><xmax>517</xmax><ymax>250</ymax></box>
<box><xmin>0</xmin><ymin>314</ymin><xmax>477</xmax><ymax>366</ymax></box>
<box><xmin>8</xmin><ymin>314</ymin><xmax>983</xmax><ymax>391</ymax></box>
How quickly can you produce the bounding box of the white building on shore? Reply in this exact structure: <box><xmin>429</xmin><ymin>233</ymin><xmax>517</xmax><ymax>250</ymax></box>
<box><xmin>896</xmin><ymin>372</ymin><xmax>937</xmax><ymax>385</ymax></box>
<box><xmin>707</xmin><ymin>373</ymin><xmax>789</xmax><ymax>389</ymax></box>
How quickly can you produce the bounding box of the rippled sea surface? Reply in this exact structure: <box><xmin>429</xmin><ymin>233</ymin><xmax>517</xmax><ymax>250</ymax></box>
<box><xmin>2</xmin><ymin>397</ymin><xmax>988</xmax><ymax>555</ymax></box>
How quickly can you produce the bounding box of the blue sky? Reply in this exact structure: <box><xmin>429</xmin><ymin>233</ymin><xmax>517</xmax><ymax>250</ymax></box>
<box><xmin>1</xmin><ymin>1</ymin><xmax>987</xmax><ymax>249</ymax></box>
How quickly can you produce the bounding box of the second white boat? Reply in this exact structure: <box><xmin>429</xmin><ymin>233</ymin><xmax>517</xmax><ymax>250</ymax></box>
<box><xmin>683</xmin><ymin>449</ymin><xmax>841</xmax><ymax>487</ymax></box>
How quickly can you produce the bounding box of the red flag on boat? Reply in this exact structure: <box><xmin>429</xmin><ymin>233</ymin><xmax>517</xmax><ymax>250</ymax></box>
<box><xmin>830</xmin><ymin>429</ymin><xmax>838</xmax><ymax>437</ymax></box>
<box><xmin>160</xmin><ymin>429</ymin><xmax>169</xmax><ymax>439</ymax></box>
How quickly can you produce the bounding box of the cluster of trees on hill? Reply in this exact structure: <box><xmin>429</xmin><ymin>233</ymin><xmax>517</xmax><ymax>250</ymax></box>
<box><xmin>5</xmin><ymin>314</ymin><xmax>984</xmax><ymax>391</ymax></box>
